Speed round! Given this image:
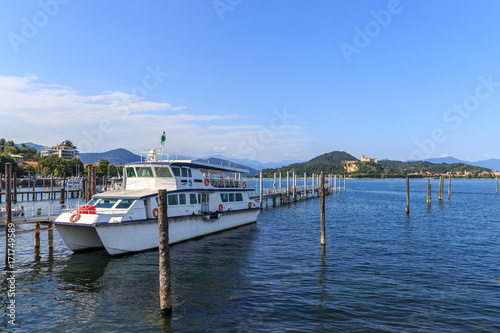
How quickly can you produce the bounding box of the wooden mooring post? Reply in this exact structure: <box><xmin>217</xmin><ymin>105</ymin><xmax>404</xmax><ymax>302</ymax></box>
<box><xmin>60</xmin><ymin>176</ymin><xmax>65</xmax><ymax>204</ymax></box>
<box><xmin>259</xmin><ymin>172</ymin><xmax>263</xmax><ymax>208</ymax></box>
<box><xmin>5</xmin><ymin>164</ymin><xmax>12</xmax><ymax>267</ymax></box>
<box><xmin>0</xmin><ymin>172</ymin><xmax>2</xmax><ymax>203</ymax></box>
<box><xmin>438</xmin><ymin>176</ymin><xmax>444</xmax><ymax>202</ymax></box>
<box><xmin>496</xmin><ymin>177</ymin><xmax>498</xmax><ymax>194</ymax></box>
<box><xmin>34</xmin><ymin>222</ymin><xmax>41</xmax><ymax>249</ymax></box>
<box><xmin>320</xmin><ymin>172</ymin><xmax>326</xmax><ymax>245</ymax></box>
<box><xmin>13</xmin><ymin>173</ymin><xmax>17</xmax><ymax>203</ymax></box>
<box><xmin>405</xmin><ymin>177</ymin><xmax>410</xmax><ymax>215</ymax></box>
<box><xmin>448</xmin><ymin>175</ymin><xmax>452</xmax><ymax>199</ymax></box>
<box><xmin>158</xmin><ymin>189</ymin><xmax>172</xmax><ymax>315</ymax></box>
<box><xmin>426</xmin><ymin>178</ymin><xmax>431</xmax><ymax>205</ymax></box>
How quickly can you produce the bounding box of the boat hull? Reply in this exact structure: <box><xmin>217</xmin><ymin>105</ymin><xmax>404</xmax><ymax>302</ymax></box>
<box><xmin>56</xmin><ymin>208</ymin><xmax>259</xmax><ymax>255</ymax></box>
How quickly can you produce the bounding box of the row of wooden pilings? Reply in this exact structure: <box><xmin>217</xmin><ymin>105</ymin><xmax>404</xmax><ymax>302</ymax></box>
<box><xmin>406</xmin><ymin>175</ymin><xmax>499</xmax><ymax>214</ymax></box>
<box><xmin>257</xmin><ymin>171</ymin><xmax>346</xmax><ymax>208</ymax></box>
<box><xmin>2</xmin><ymin>164</ymin><xmax>100</xmax><ymax>270</ymax></box>
<box><xmin>0</xmin><ymin>167</ymin><xmax>103</xmax><ymax>204</ymax></box>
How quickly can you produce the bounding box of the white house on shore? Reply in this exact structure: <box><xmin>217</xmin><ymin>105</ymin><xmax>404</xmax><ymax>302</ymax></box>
<box><xmin>41</xmin><ymin>145</ymin><xmax>77</xmax><ymax>159</ymax></box>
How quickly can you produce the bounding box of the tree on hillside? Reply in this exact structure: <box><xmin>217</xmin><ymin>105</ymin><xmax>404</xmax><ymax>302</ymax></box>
<box><xmin>0</xmin><ymin>138</ymin><xmax>5</xmax><ymax>145</ymax></box>
<box><xmin>96</xmin><ymin>159</ymin><xmax>110</xmax><ymax>176</ymax></box>
<box><xmin>0</xmin><ymin>154</ymin><xmax>17</xmax><ymax>172</ymax></box>
<box><xmin>59</xmin><ymin>140</ymin><xmax>78</xmax><ymax>154</ymax></box>
<box><xmin>4</xmin><ymin>146</ymin><xmax>18</xmax><ymax>155</ymax></box>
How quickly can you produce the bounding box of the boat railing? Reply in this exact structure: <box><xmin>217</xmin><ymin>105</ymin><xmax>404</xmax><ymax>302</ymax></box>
<box><xmin>209</xmin><ymin>178</ymin><xmax>244</xmax><ymax>189</ymax></box>
<box><xmin>0</xmin><ymin>204</ymin><xmax>79</xmax><ymax>219</ymax></box>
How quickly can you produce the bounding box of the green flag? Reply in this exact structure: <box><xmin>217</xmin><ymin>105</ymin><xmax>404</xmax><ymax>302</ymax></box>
<box><xmin>161</xmin><ymin>131</ymin><xmax>166</xmax><ymax>143</ymax></box>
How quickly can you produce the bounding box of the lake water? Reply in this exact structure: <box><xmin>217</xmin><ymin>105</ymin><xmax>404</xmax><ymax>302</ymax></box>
<box><xmin>1</xmin><ymin>179</ymin><xmax>500</xmax><ymax>332</ymax></box>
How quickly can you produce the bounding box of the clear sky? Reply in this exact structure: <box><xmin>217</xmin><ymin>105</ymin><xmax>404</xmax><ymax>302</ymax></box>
<box><xmin>1</xmin><ymin>0</ymin><xmax>499</xmax><ymax>163</ymax></box>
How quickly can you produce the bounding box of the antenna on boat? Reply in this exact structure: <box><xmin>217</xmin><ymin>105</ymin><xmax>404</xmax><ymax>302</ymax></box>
<box><xmin>160</xmin><ymin>131</ymin><xmax>166</xmax><ymax>161</ymax></box>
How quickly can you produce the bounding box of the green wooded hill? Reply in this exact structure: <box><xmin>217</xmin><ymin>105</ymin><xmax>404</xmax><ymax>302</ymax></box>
<box><xmin>378</xmin><ymin>160</ymin><xmax>490</xmax><ymax>176</ymax></box>
<box><xmin>261</xmin><ymin>151</ymin><xmax>356</xmax><ymax>177</ymax></box>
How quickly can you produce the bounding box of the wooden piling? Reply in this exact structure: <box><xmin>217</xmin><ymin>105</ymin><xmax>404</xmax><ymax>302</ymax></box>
<box><xmin>448</xmin><ymin>175</ymin><xmax>451</xmax><ymax>199</ymax></box>
<box><xmin>320</xmin><ymin>172</ymin><xmax>326</xmax><ymax>245</ymax></box>
<box><xmin>48</xmin><ymin>223</ymin><xmax>54</xmax><ymax>249</ymax></box>
<box><xmin>426</xmin><ymin>178</ymin><xmax>431</xmax><ymax>205</ymax></box>
<box><xmin>286</xmin><ymin>171</ymin><xmax>290</xmax><ymax>202</ymax></box>
<box><xmin>497</xmin><ymin>177</ymin><xmax>498</xmax><ymax>194</ymax></box>
<box><xmin>32</xmin><ymin>176</ymin><xmax>36</xmax><ymax>201</ymax></box>
<box><xmin>158</xmin><ymin>189</ymin><xmax>172</xmax><ymax>315</ymax></box>
<box><xmin>0</xmin><ymin>172</ymin><xmax>2</xmax><ymax>203</ymax></box>
<box><xmin>438</xmin><ymin>176</ymin><xmax>443</xmax><ymax>201</ymax></box>
<box><xmin>5</xmin><ymin>164</ymin><xmax>12</xmax><ymax>267</ymax></box>
<box><xmin>34</xmin><ymin>222</ymin><xmax>41</xmax><ymax>248</ymax></box>
<box><xmin>405</xmin><ymin>177</ymin><xmax>410</xmax><ymax>215</ymax></box>
<box><xmin>12</xmin><ymin>173</ymin><xmax>17</xmax><ymax>203</ymax></box>
<box><xmin>60</xmin><ymin>177</ymin><xmax>65</xmax><ymax>204</ymax></box>
<box><xmin>259</xmin><ymin>171</ymin><xmax>263</xmax><ymax>208</ymax></box>
<box><xmin>51</xmin><ymin>174</ymin><xmax>54</xmax><ymax>199</ymax></box>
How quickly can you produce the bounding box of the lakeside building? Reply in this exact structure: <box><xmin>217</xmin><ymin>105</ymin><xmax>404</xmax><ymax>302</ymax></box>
<box><xmin>41</xmin><ymin>145</ymin><xmax>77</xmax><ymax>159</ymax></box>
<box><xmin>9</xmin><ymin>154</ymin><xmax>24</xmax><ymax>165</ymax></box>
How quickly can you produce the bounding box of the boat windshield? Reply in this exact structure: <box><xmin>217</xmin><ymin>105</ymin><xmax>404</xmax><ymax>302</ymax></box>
<box><xmin>95</xmin><ymin>199</ymin><xmax>119</xmax><ymax>209</ymax></box>
<box><xmin>115</xmin><ymin>199</ymin><xmax>135</xmax><ymax>209</ymax></box>
<box><xmin>88</xmin><ymin>199</ymin><xmax>98</xmax><ymax>206</ymax></box>
<box><xmin>136</xmin><ymin>167</ymin><xmax>153</xmax><ymax>177</ymax></box>
<box><xmin>155</xmin><ymin>167</ymin><xmax>173</xmax><ymax>178</ymax></box>
<box><xmin>126</xmin><ymin>167</ymin><xmax>136</xmax><ymax>177</ymax></box>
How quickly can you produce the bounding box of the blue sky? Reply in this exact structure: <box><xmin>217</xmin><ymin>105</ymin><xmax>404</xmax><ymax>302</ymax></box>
<box><xmin>1</xmin><ymin>0</ymin><xmax>499</xmax><ymax>163</ymax></box>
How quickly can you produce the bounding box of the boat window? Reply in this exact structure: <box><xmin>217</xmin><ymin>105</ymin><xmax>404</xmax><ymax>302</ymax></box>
<box><xmin>179</xmin><ymin>194</ymin><xmax>186</xmax><ymax>205</ymax></box>
<box><xmin>171</xmin><ymin>167</ymin><xmax>181</xmax><ymax>177</ymax></box>
<box><xmin>126</xmin><ymin>167</ymin><xmax>136</xmax><ymax>178</ymax></box>
<box><xmin>202</xmin><ymin>193</ymin><xmax>208</xmax><ymax>203</ymax></box>
<box><xmin>188</xmin><ymin>169</ymin><xmax>192</xmax><ymax>177</ymax></box>
<box><xmin>235</xmin><ymin>193</ymin><xmax>243</xmax><ymax>202</ymax></box>
<box><xmin>116</xmin><ymin>199</ymin><xmax>134</xmax><ymax>209</ymax></box>
<box><xmin>155</xmin><ymin>167</ymin><xmax>173</xmax><ymax>178</ymax></box>
<box><xmin>168</xmin><ymin>194</ymin><xmax>178</xmax><ymax>206</ymax></box>
<box><xmin>220</xmin><ymin>193</ymin><xmax>229</xmax><ymax>203</ymax></box>
<box><xmin>136</xmin><ymin>167</ymin><xmax>153</xmax><ymax>177</ymax></box>
<box><xmin>190</xmin><ymin>194</ymin><xmax>197</xmax><ymax>204</ymax></box>
<box><xmin>95</xmin><ymin>199</ymin><xmax>119</xmax><ymax>209</ymax></box>
<box><xmin>181</xmin><ymin>168</ymin><xmax>188</xmax><ymax>177</ymax></box>
<box><xmin>229</xmin><ymin>193</ymin><xmax>235</xmax><ymax>202</ymax></box>
<box><xmin>88</xmin><ymin>199</ymin><xmax>98</xmax><ymax>206</ymax></box>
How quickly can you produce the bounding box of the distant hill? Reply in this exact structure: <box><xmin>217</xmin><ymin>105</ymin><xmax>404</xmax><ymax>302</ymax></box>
<box><xmin>79</xmin><ymin>148</ymin><xmax>141</xmax><ymax>165</ymax></box>
<box><xmin>425</xmin><ymin>156</ymin><xmax>464</xmax><ymax>164</ymax></box>
<box><xmin>379</xmin><ymin>160</ymin><xmax>491</xmax><ymax>175</ymax></box>
<box><xmin>424</xmin><ymin>156</ymin><xmax>500</xmax><ymax>171</ymax></box>
<box><xmin>261</xmin><ymin>151</ymin><xmax>356</xmax><ymax>176</ymax></box>
<box><xmin>19</xmin><ymin>142</ymin><xmax>44</xmax><ymax>152</ymax></box>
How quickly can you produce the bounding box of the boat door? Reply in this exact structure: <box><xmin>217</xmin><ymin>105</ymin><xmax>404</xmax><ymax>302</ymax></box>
<box><xmin>201</xmin><ymin>193</ymin><xmax>209</xmax><ymax>213</ymax></box>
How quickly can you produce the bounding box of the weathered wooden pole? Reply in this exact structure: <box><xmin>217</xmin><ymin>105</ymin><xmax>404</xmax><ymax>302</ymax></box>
<box><xmin>426</xmin><ymin>178</ymin><xmax>431</xmax><ymax>205</ymax></box>
<box><xmin>293</xmin><ymin>171</ymin><xmax>296</xmax><ymax>202</ymax></box>
<box><xmin>0</xmin><ymin>172</ymin><xmax>2</xmax><ymax>203</ymax></box>
<box><xmin>60</xmin><ymin>176</ymin><xmax>65</xmax><ymax>204</ymax></box>
<box><xmin>279</xmin><ymin>172</ymin><xmax>282</xmax><ymax>189</ymax></box>
<box><xmin>5</xmin><ymin>164</ymin><xmax>12</xmax><ymax>267</ymax></box>
<box><xmin>405</xmin><ymin>176</ymin><xmax>410</xmax><ymax>215</ymax></box>
<box><xmin>343</xmin><ymin>174</ymin><xmax>346</xmax><ymax>192</ymax></box>
<box><xmin>286</xmin><ymin>171</ymin><xmax>290</xmax><ymax>202</ymax></box>
<box><xmin>32</xmin><ymin>175</ymin><xmax>36</xmax><ymax>200</ymax></box>
<box><xmin>448</xmin><ymin>174</ymin><xmax>452</xmax><ymax>199</ymax></box>
<box><xmin>320</xmin><ymin>172</ymin><xmax>326</xmax><ymax>245</ymax></box>
<box><xmin>51</xmin><ymin>174</ymin><xmax>54</xmax><ymax>199</ymax></box>
<box><xmin>34</xmin><ymin>222</ymin><xmax>41</xmax><ymax>248</ymax></box>
<box><xmin>334</xmin><ymin>174</ymin><xmax>336</xmax><ymax>194</ymax></box>
<box><xmin>158</xmin><ymin>189</ymin><xmax>172</xmax><ymax>315</ymax></box>
<box><xmin>304</xmin><ymin>172</ymin><xmax>307</xmax><ymax>198</ymax></box>
<box><xmin>259</xmin><ymin>171</ymin><xmax>263</xmax><ymax>209</ymax></box>
<box><xmin>12</xmin><ymin>173</ymin><xmax>17</xmax><ymax>203</ymax></box>
<box><xmin>438</xmin><ymin>176</ymin><xmax>443</xmax><ymax>201</ymax></box>
<box><xmin>48</xmin><ymin>222</ymin><xmax>54</xmax><ymax>249</ymax></box>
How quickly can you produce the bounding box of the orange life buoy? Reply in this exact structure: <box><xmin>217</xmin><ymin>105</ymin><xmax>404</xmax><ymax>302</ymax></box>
<box><xmin>218</xmin><ymin>204</ymin><xmax>223</xmax><ymax>211</ymax></box>
<box><xmin>248</xmin><ymin>202</ymin><xmax>252</xmax><ymax>209</ymax></box>
<box><xmin>204</xmin><ymin>178</ymin><xmax>210</xmax><ymax>186</ymax></box>
<box><xmin>242</xmin><ymin>182</ymin><xmax>246</xmax><ymax>189</ymax></box>
<box><xmin>153</xmin><ymin>208</ymin><xmax>159</xmax><ymax>218</ymax></box>
<box><xmin>70</xmin><ymin>213</ymin><xmax>81</xmax><ymax>222</ymax></box>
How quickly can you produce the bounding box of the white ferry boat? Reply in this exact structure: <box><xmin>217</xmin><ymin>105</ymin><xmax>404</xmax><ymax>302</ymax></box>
<box><xmin>54</xmin><ymin>150</ymin><xmax>260</xmax><ymax>255</ymax></box>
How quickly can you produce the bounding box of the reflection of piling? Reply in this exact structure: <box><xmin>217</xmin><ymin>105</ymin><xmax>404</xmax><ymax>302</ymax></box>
<box><xmin>5</xmin><ymin>164</ymin><xmax>12</xmax><ymax>267</ymax></box>
<box><xmin>426</xmin><ymin>178</ymin><xmax>431</xmax><ymax>205</ymax></box>
<box><xmin>320</xmin><ymin>172</ymin><xmax>326</xmax><ymax>245</ymax></box>
<box><xmin>405</xmin><ymin>177</ymin><xmax>410</xmax><ymax>215</ymax></box>
<box><xmin>158</xmin><ymin>189</ymin><xmax>172</xmax><ymax>315</ymax></box>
